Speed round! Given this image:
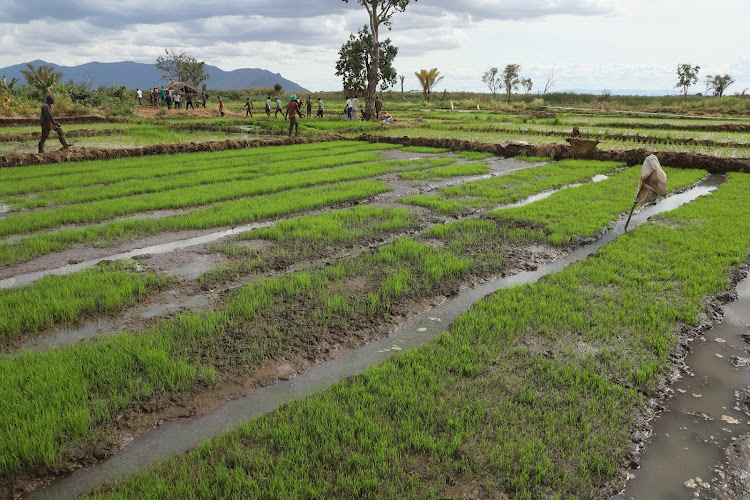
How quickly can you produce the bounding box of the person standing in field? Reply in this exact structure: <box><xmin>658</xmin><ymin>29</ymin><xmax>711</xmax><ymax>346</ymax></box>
<box><xmin>218</xmin><ymin>96</ymin><xmax>225</xmax><ymax>117</ymax></box>
<box><xmin>287</xmin><ymin>94</ymin><xmax>300</xmax><ymax>137</ymax></box>
<box><xmin>351</xmin><ymin>95</ymin><xmax>360</xmax><ymax>121</ymax></box>
<box><xmin>275</xmin><ymin>97</ymin><xmax>283</xmax><ymax>118</ymax></box>
<box><xmin>345</xmin><ymin>96</ymin><xmax>352</xmax><ymax>120</ymax></box>
<box><xmin>375</xmin><ymin>95</ymin><xmax>382</xmax><ymax>118</ymax></box>
<box><xmin>38</xmin><ymin>94</ymin><xmax>69</xmax><ymax>153</ymax></box>
<box><xmin>265</xmin><ymin>96</ymin><xmax>271</xmax><ymax>117</ymax></box>
<box><xmin>136</xmin><ymin>88</ymin><xmax>142</xmax><ymax>106</ymax></box>
<box><xmin>174</xmin><ymin>91</ymin><xmax>181</xmax><ymax>109</ymax></box>
<box><xmin>244</xmin><ymin>97</ymin><xmax>253</xmax><ymax>117</ymax></box>
<box><xmin>305</xmin><ymin>96</ymin><xmax>312</xmax><ymax>117</ymax></box>
<box><xmin>317</xmin><ymin>97</ymin><xmax>324</xmax><ymax>118</ymax></box>
<box><xmin>202</xmin><ymin>92</ymin><xmax>208</xmax><ymax>108</ymax></box>
<box><xmin>185</xmin><ymin>91</ymin><xmax>194</xmax><ymax>110</ymax></box>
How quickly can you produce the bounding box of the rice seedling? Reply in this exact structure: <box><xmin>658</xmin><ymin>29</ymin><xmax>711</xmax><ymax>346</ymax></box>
<box><xmin>82</xmin><ymin>173</ymin><xmax>750</xmax><ymax>499</ymax></box>
<box><xmin>402</xmin><ymin>159</ymin><xmax>626</xmax><ymax>214</ymax></box>
<box><xmin>490</xmin><ymin>166</ymin><xmax>708</xmax><ymax>244</ymax></box>
<box><xmin>0</xmin><ymin>260</ymin><xmax>169</xmax><ymax>340</ymax></box>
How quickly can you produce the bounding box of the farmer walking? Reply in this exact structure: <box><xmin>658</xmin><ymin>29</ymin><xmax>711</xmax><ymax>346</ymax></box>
<box><xmin>218</xmin><ymin>96</ymin><xmax>225</xmax><ymax>117</ymax></box>
<box><xmin>345</xmin><ymin>96</ymin><xmax>352</xmax><ymax>120</ymax></box>
<box><xmin>265</xmin><ymin>96</ymin><xmax>271</xmax><ymax>117</ymax></box>
<box><xmin>38</xmin><ymin>94</ymin><xmax>69</xmax><ymax>153</ymax></box>
<box><xmin>375</xmin><ymin>95</ymin><xmax>382</xmax><ymax>118</ymax></box>
<box><xmin>317</xmin><ymin>98</ymin><xmax>324</xmax><ymax>118</ymax></box>
<box><xmin>275</xmin><ymin>97</ymin><xmax>284</xmax><ymax>118</ymax></box>
<box><xmin>244</xmin><ymin>97</ymin><xmax>253</xmax><ymax>117</ymax></box>
<box><xmin>287</xmin><ymin>94</ymin><xmax>300</xmax><ymax>137</ymax></box>
<box><xmin>306</xmin><ymin>96</ymin><xmax>312</xmax><ymax>117</ymax></box>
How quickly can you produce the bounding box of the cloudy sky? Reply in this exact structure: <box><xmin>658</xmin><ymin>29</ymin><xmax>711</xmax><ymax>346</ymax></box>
<box><xmin>1</xmin><ymin>0</ymin><xmax>748</xmax><ymax>94</ymax></box>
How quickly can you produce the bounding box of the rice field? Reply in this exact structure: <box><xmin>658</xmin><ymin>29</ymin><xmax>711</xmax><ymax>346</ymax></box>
<box><xmin>1</xmin><ymin>106</ymin><xmax>749</xmax><ymax>499</ymax></box>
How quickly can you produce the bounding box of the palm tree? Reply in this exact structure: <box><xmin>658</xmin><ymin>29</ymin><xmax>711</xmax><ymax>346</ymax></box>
<box><xmin>19</xmin><ymin>63</ymin><xmax>63</xmax><ymax>98</ymax></box>
<box><xmin>415</xmin><ymin>68</ymin><xmax>443</xmax><ymax>102</ymax></box>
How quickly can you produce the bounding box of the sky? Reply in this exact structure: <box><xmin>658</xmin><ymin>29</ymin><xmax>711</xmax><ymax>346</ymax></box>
<box><xmin>1</xmin><ymin>0</ymin><xmax>749</xmax><ymax>95</ymax></box>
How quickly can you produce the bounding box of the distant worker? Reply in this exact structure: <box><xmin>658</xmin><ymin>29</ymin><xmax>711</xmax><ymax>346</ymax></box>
<box><xmin>165</xmin><ymin>92</ymin><xmax>173</xmax><ymax>109</ymax></box>
<box><xmin>381</xmin><ymin>110</ymin><xmax>392</xmax><ymax>124</ymax></box>
<box><xmin>317</xmin><ymin>98</ymin><xmax>324</xmax><ymax>118</ymax></box>
<box><xmin>375</xmin><ymin>95</ymin><xmax>382</xmax><ymax>118</ymax></box>
<box><xmin>351</xmin><ymin>95</ymin><xmax>360</xmax><ymax>121</ymax></box>
<box><xmin>244</xmin><ymin>97</ymin><xmax>253</xmax><ymax>117</ymax></box>
<box><xmin>287</xmin><ymin>94</ymin><xmax>300</xmax><ymax>137</ymax></box>
<box><xmin>202</xmin><ymin>92</ymin><xmax>208</xmax><ymax>108</ymax></box>
<box><xmin>296</xmin><ymin>96</ymin><xmax>304</xmax><ymax>119</ymax></box>
<box><xmin>185</xmin><ymin>91</ymin><xmax>194</xmax><ymax>110</ymax></box>
<box><xmin>174</xmin><ymin>91</ymin><xmax>181</xmax><ymax>109</ymax></box>
<box><xmin>136</xmin><ymin>88</ymin><xmax>142</xmax><ymax>106</ymax></box>
<box><xmin>159</xmin><ymin>87</ymin><xmax>166</xmax><ymax>106</ymax></box>
<box><xmin>345</xmin><ymin>96</ymin><xmax>352</xmax><ymax>120</ymax></box>
<box><xmin>218</xmin><ymin>96</ymin><xmax>225</xmax><ymax>117</ymax></box>
<box><xmin>305</xmin><ymin>95</ymin><xmax>312</xmax><ymax>118</ymax></box>
<box><xmin>38</xmin><ymin>94</ymin><xmax>69</xmax><ymax>153</ymax></box>
<box><xmin>275</xmin><ymin>97</ymin><xmax>283</xmax><ymax>118</ymax></box>
<box><xmin>265</xmin><ymin>96</ymin><xmax>272</xmax><ymax>117</ymax></box>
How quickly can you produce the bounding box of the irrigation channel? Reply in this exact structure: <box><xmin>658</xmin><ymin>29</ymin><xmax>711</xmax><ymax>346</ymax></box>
<box><xmin>28</xmin><ymin>176</ymin><xmax>725</xmax><ymax>499</ymax></box>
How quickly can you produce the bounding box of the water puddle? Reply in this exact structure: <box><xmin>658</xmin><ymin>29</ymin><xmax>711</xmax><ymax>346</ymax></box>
<box><xmin>29</xmin><ymin>176</ymin><xmax>722</xmax><ymax>499</ymax></box>
<box><xmin>617</xmin><ymin>274</ymin><xmax>750</xmax><ymax>500</ymax></box>
<box><xmin>0</xmin><ymin>220</ymin><xmax>275</xmax><ymax>290</ymax></box>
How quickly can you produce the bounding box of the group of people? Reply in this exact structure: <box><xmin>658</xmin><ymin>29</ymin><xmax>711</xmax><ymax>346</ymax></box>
<box><xmin>264</xmin><ymin>95</ymin><xmax>325</xmax><ymax>120</ymax></box>
<box><xmin>136</xmin><ymin>87</ymin><xmax>208</xmax><ymax>110</ymax></box>
<box><xmin>36</xmin><ymin>90</ymin><xmax>391</xmax><ymax>153</ymax></box>
<box><xmin>344</xmin><ymin>95</ymin><xmax>389</xmax><ymax>122</ymax></box>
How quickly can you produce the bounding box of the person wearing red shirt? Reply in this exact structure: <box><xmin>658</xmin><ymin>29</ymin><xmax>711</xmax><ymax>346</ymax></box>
<box><xmin>286</xmin><ymin>94</ymin><xmax>300</xmax><ymax>137</ymax></box>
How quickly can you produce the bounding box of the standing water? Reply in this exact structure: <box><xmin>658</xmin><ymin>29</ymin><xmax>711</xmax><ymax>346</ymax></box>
<box><xmin>29</xmin><ymin>177</ymin><xmax>723</xmax><ymax>499</ymax></box>
<box><xmin>617</xmin><ymin>274</ymin><xmax>750</xmax><ymax>499</ymax></box>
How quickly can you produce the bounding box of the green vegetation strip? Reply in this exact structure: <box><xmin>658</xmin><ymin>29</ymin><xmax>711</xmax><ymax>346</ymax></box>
<box><xmin>0</xmin><ymin>156</ymin><xmax>412</xmax><ymax>237</ymax></box>
<box><xmin>0</xmin><ymin>180</ymin><xmax>390</xmax><ymax>267</ymax></box>
<box><xmin>86</xmin><ymin>173</ymin><xmax>750</xmax><ymax>499</ymax></box>
<box><xmin>0</xmin><ymin>261</ymin><xmax>168</xmax><ymax>341</ymax></box>
<box><xmin>400</xmin><ymin>160</ymin><xmax>489</xmax><ymax>180</ymax></box>
<box><xmin>1</xmin><ymin>142</ymin><xmax>403</xmax><ymax>205</ymax></box>
<box><xmin>491</xmin><ymin>166</ymin><xmax>707</xmax><ymax>245</ymax></box>
<box><xmin>402</xmin><ymin>159</ymin><xmax>625</xmax><ymax>214</ymax></box>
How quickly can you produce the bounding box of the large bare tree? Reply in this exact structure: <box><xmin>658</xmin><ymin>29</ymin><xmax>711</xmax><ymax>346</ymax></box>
<box><xmin>342</xmin><ymin>0</ymin><xmax>415</xmax><ymax>119</ymax></box>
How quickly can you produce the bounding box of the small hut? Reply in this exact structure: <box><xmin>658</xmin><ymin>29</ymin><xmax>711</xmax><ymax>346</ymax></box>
<box><xmin>167</xmin><ymin>81</ymin><xmax>199</xmax><ymax>95</ymax></box>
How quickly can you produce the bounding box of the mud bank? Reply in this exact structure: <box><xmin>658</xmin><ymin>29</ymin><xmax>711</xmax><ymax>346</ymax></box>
<box><xmin>0</xmin><ymin>116</ymin><xmax>120</xmax><ymax>126</ymax></box>
<box><xmin>355</xmin><ymin>134</ymin><xmax>750</xmax><ymax>174</ymax></box>
<box><xmin>0</xmin><ymin>135</ymin><xmax>345</xmax><ymax>168</ymax></box>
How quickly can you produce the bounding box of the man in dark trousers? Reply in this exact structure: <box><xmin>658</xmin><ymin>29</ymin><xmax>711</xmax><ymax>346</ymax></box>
<box><xmin>287</xmin><ymin>94</ymin><xmax>300</xmax><ymax>137</ymax></box>
<box><xmin>38</xmin><ymin>95</ymin><xmax>69</xmax><ymax>153</ymax></box>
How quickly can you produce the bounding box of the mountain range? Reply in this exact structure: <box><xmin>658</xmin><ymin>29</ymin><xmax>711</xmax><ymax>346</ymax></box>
<box><xmin>0</xmin><ymin>60</ymin><xmax>308</xmax><ymax>93</ymax></box>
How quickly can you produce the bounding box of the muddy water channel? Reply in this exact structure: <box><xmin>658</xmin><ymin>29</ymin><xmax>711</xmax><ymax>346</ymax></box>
<box><xmin>618</xmin><ymin>274</ymin><xmax>750</xmax><ymax>500</ymax></box>
<box><xmin>28</xmin><ymin>178</ymin><xmax>722</xmax><ymax>499</ymax></box>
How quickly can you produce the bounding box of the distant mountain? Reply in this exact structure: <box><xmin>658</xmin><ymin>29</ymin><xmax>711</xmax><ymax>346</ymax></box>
<box><xmin>0</xmin><ymin>60</ymin><xmax>308</xmax><ymax>92</ymax></box>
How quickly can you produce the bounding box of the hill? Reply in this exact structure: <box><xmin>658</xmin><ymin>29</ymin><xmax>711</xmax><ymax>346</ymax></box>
<box><xmin>0</xmin><ymin>60</ymin><xmax>308</xmax><ymax>92</ymax></box>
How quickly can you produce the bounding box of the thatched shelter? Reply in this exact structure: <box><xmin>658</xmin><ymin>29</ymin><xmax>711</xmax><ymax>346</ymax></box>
<box><xmin>167</xmin><ymin>81</ymin><xmax>199</xmax><ymax>94</ymax></box>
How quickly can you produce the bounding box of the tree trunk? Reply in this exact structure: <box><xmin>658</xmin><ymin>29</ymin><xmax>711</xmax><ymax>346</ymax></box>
<box><xmin>364</xmin><ymin>5</ymin><xmax>378</xmax><ymax>121</ymax></box>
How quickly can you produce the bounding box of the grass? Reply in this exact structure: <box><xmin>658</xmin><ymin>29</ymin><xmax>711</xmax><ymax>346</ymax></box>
<box><xmin>400</xmin><ymin>161</ymin><xmax>489</xmax><ymax>180</ymax></box>
<box><xmin>83</xmin><ymin>173</ymin><xmax>750</xmax><ymax>499</ymax></box>
<box><xmin>0</xmin><ymin>261</ymin><xmax>169</xmax><ymax>340</ymax></box>
<box><xmin>402</xmin><ymin>159</ymin><xmax>626</xmax><ymax>214</ymax></box>
<box><xmin>491</xmin><ymin>166</ymin><xmax>709</xmax><ymax>244</ymax></box>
